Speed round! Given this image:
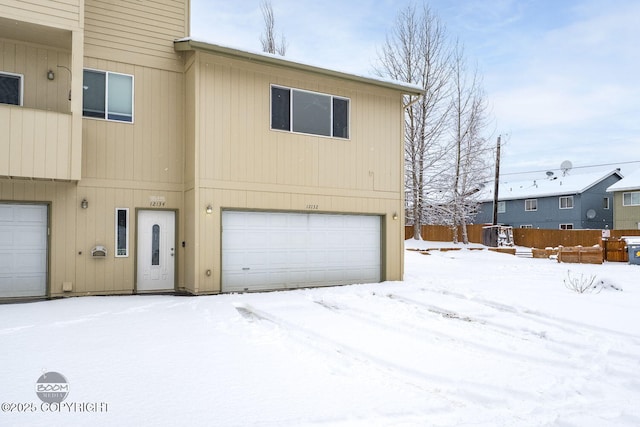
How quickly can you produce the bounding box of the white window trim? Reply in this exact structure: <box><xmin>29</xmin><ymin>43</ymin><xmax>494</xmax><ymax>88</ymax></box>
<box><xmin>623</xmin><ymin>191</ymin><xmax>640</xmax><ymax>206</ymax></box>
<box><xmin>525</xmin><ymin>199</ymin><xmax>537</xmax><ymax>211</ymax></box>
<box><xmin>603</xmin><ymin>197</ymin><xmax>610</xmax><ymax>210</ymax></box>
<box><xmin>83</xmin><ymin>68</ymin><xmax>135</xmax><ymax>123</ymax></box>
<box><xmin>115</xmin><ymin>208</ymin><xmax>129</xmax><ymax>257</ymax></box>
<box><xmin>559</xmin><ymin>196</ymin><xmax>574</xmax><ymax>209</ymax></box>
<box><xmin>520</xmin><ymin>224</ymin><xmax>533</xmax><ymax>229</ymax></box>
<box><xmin>0</xmin><ymin>71</ymin><xmax>24</xmax><ymax>106</ymax></box>
<box><xmin>497</xmin><ymin>201</ymin><xmax>506</xmax><ymax>213</ymax></box>
<box><xmin>559</xmin><ymin>223</ymin><xmax>574</xmax><ymax>230</ymax></box>
<box><xmin>270</xmin><ymin>84</ymin><xmax>350</xmax><ymax>139</ymax></box>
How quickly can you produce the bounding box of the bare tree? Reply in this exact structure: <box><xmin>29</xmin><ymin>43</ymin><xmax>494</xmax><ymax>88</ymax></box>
<box><xmin>375</xmin><ymin>4</ymin><xmax>452</xmax><ymax>240</ymax></box>
<box><xmin>447</xmin><ymin>41</ymin><xmax>492</xmax><ymax>244</ymax></box>
<box><xmin>260</xmin><ymin>0</ymin><xmax>287</xmax><ymax>56</ymax></box>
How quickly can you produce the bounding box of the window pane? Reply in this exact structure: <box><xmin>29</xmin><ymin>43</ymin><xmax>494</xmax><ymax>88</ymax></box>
<box><xmin>152</xmin><ymin>224</ymin><xmax>160</xmax><ymax>266</ymax></box>
<box><xmin>292</xmin><ymin>90</ymin><xmax>330</xmax><ymax>136</ymax></box>
<box><xmin>0</xmin><ymin>74</ymin><xmax>21</xmax><ymax>106</ymax></box>
<box><xmin>83</xmin><ymin>70</ymin><xmax>106</xmax><ymax>118</ymax></box>
<box><xmin>333</xmin><ymin>97</ymin><xmax>349</xmax><ymax>138</ymax></box>
<box><xmin>116</xmin><ymin>209</ymin><xmax>128</xmax><ymax>256</ymax></box>
<box><xmin>271</xmin><ymin>86</ymin><xmax>290</xmax><ymax>130</ymax></box>
<box><xmin>108</xmin><ymin>73</ymin><xmax>133</xmax><ymax>122</ymax></box>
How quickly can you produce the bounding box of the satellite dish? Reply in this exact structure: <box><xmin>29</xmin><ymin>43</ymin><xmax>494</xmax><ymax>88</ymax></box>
<box><xmin>560</xmin><ymin>160</ymin><xmax>573</xmax><ymax>176</ymax></box>
<box><xmin>586</xmin><ymin>209</ymin><xmax>596</xmax><ymax>219</ymax></box>
<box><xmin>546</xmin><ymin>171</ymin><xmax>554</xmax><ymax>178</ymax></box>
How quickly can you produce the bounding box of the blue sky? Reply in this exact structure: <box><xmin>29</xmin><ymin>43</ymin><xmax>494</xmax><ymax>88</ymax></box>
<box><xmin>190</xmin><ymin>0</ymin><xmax>640</xmax><ymax>177</ymax></box>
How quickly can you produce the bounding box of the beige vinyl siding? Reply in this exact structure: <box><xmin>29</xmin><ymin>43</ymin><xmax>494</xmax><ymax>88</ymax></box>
<box><xmin>187</xmin><ymin>51</ymin><xmax>406</xmax><ymax>293</ymax></box>
<box><xmin>0</xmin><ymin>0</ymin><xmax>81</xmax><ymax>30</ymax></box>
<box><xmin>194</xmin><ymin>52</ymin><xmax>403</xmax><ymax>195</ymax></box>
<box><xmin>81</xmin><ymin>58</ymin><xmax>184</xmax><ymax>185</ymax></box>
<box><xmin>0</xmin><ymin>39</ymin><xmax>71</xmax><ymax>112</ymax></box>
<box><xmin>613</xmin><ymin>192</ymin><xmax>640</xmax><ymax>229</ymax></box>
<box><xmin>0</xmin><ymin>106</ymin><xmax>72</xmax><ymax>179</ymax></box>
<box><xmin>84</xmin><ymin>0</ymin><xmax>186</xmax><ymax>71</ymax></box>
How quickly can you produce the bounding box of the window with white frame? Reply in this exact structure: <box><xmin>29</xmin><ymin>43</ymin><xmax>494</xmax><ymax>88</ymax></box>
<box><xmin>623</xmin><ymin>192</ymin><xmax>640</xmax><ymax>206</ymax></box>
<box><xmin>271</xmin><ymin>85</ymin><xmax>349</xmax><ymax>139</ymax></box>
<box><xmin>559</xmin><ymin>196</ymin><xmax>574</xmax><ymax>209</ymax></box>
<box><xmin>497</xmin><ymin>201</ymin><xmax>506</xmax><ymax>213</ymax></box>
<box><xmin>0</xmin><ymin>72</ymin><xmax>23</xmax><ymax>106</ymax></box>
<box><xmin>603</xmin><ymin>197</ymin><xmax>610</xmax><ymax>209</ymax></box>
<box><xmin>559</xmin><ymin>223</ymin><xmax>573</xmax><ymax>230</ymax></box>
<box><xmin>115</xmin><ymin>208</ymin><xmax>129</xmax><ymax>257</ymax></box>
<box><xmin>83</xmin><ymin>69</ymin><xmax>133</xmax><ymax>122</ymax></box>
<box><xmin>525</xmin><ymin>199</ymin><xmax>537</xmax><ymax>211</ymax></box>
<box><xmin>520</xmin><ymin>224</ymin><xmax>533</xmax><ymax>229</ymax></box>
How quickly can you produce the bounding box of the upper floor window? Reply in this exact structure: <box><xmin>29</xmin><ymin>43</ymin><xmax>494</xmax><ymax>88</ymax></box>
<box><xmin>520</xmin><ymin>224</ymin><xmax>533</xmax><ymax>229</ymax></box>
<box><xmin>603</xmin><ymin>197</ymin><xmax>610</xmax><ymax>209</ymax></box>
<box><xmin>83</xmin><ymin>69</ymin><xmax>133</xmax><ymax>123</ymax></box>
<box><xmin>0</xmin><ymin>72</ymin><xmax>23</xmax><ymax>106</ymax></box>
<box><xmin>560</xmin><ymin>223</ymin><xmax>574</xmax><ymax>230</ymax></box>
<box><xmin>271</xmin><ymin>85</ymin><xmax>349</xmax><ymax>139</ymax></box>
<box><xmin>497</xmin><ymin>201</ymin><xmax>506</xmax><ymax>213</ymax></box>
<box><xmin>623</xmin><ymin>192</ymin><xmax>640</xmax><ymax>206</ymax></box>
<box><xmin>559</xmin><ymin>196</ymin><xmax>574</xmax><ymax>209</ymax></box>
<box><xmin>525</xmin><ymin>199</ymin><xmax>537</xmax><ymax>211</ymax></box>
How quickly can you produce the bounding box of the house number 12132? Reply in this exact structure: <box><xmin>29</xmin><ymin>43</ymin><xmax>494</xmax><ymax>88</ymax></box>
<box><xmin>306</xmin><ymin>204</ymin><xmax>319</xmax><ymax>210</ymax></box>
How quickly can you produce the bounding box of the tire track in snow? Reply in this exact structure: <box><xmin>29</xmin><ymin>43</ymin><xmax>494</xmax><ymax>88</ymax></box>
<box><xmin>313</xmin><ymin>297</ymin><xmax>581</xmax><ymax>371</ymax></box>
<box><xmin>233</xmin><ymin>302</ymin><xmax>544</xmax><ymax>407</ymax></box>
<box><xmin>416</xmin><ymin>288</ymin><xmax>640</xmax><ymax>366</ymax></box>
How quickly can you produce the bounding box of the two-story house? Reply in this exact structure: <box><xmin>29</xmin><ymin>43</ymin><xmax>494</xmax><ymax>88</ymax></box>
<box><xmin>606</xmin><ymin>168</ymin><xmax>640</xmax><ymax>230</ymax></box>
<box><xmin>0</xmin><ymin>0</ymin><xmax>422</xmax><ymax>299</ymax></box>
<box><xmin>473</xmin><ymin>170</ymin><xmax>622</xmax><ymax>229</ymax></box>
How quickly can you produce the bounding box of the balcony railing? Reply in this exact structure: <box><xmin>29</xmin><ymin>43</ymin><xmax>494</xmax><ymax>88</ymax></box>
<box><xmin>0</xmin><ymin>104</ymin><xmax>74</xmax><ymax>180</ymax></box>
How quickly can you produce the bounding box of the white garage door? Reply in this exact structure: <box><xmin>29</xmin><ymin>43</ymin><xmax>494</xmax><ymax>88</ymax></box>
<box><xmin>222</xmin><ymin>211</ymin><xmax>381</xmax><ymax>292</ymax></box>
<box><xmin>0</xmin><ymin>204</ymin><xmax>48</xmax><ymax>298</ymax></box>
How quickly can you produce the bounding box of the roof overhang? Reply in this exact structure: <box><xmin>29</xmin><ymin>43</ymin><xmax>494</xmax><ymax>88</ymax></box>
<box><xmin>174</xmin><ymin>38</ymin><xmax>424</xmax><ymax>96</ymax></box>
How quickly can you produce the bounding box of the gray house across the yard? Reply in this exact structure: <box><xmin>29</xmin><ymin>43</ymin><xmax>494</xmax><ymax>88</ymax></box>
<box><xmin>473</xmin><ymin>169</ymin><xmax>623</xmax><ymax>230</ymax></box>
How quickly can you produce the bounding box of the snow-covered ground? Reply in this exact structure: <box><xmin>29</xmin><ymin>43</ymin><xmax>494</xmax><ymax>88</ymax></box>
<box><xmin>2</xmin><ymin>241</ymin><xmax>639</xmax><ymax>426</ymax></box>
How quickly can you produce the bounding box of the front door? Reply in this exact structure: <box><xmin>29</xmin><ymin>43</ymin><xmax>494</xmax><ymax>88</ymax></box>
<box><xmin>137</xmin><ymin>210</ymin><xmax>175</xmax><ymax>292</ymax></box>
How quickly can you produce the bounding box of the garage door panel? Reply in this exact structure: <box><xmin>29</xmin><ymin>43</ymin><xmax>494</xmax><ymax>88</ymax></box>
<box><xmin>0</xmin><ymin>204</ymin><xmax>47</xmax><ymax>298</ymax></box>
<box><xmin>222</xmin><ymin>211</ymin><xmax>381</xmax><ymax>292</ymax></box>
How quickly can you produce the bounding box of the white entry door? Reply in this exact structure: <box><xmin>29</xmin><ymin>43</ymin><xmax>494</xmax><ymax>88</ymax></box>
<box><xmin>0</xmin><ymin>204</ymin><xmax>48</xmax><ymax>298</ymax></box>
<box><xmin>137</xmin><ymin>210</ymin><xmax>175</xmax><ymax>292</ymax></box>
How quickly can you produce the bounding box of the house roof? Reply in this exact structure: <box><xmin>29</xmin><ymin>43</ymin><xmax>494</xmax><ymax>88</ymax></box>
<box><xmin>477</xmin><ymin>169</ymin><xmax>623</xmax><ymax>202</ymax></box>
<box><xmin>174</xmin><ymin>38</ymin><xmax>425</xmax><ymax>96</ymax></box>
<box><xmin>606</xmin><ymin>167</ymin><xmax>640</xmax><ymax>192</ymax></box>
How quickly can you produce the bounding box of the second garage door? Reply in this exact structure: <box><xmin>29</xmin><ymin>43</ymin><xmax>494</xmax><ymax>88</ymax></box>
<box><xmin>221</xmin><ymin>211</ymin><xmax>381</xmax><ymax>292</ymax></box>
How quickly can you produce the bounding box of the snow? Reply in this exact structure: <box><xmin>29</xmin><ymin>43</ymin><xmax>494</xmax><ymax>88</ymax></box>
<box><xmin>607</xmin><ymin>167</ymin><xmax>640</xmax><ymax>192</ymax></box>
<box><xmin>2</xmin><ymin>242</ymin><xmax>640</xmax><ymax>426</ymax></box>
<box><xmin>476</xmin><ymin>169</ymin><xmax>623</xmax><ymax>202</ymax></box>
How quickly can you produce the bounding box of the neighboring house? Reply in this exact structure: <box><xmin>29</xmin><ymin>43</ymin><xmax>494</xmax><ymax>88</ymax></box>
<box><xmin>0</xmin><ymin>0</ymin><xmax>422</xmax><ymax>299</ymax></box>
<box><xmin>606</xmin><ymin>168</ymin><xmax>640</xmax><ymax>230</ymax></box>
<box><xmin>473</xmin><ymin>170</ymin><xmax>623</xmax><ymax>230</ymax></box>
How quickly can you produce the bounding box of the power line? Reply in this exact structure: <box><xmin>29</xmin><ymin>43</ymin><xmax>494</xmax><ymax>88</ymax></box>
<box><xmin>501</xmin><ymin>160</ymin><xmax>640</xmax><ymax>176</ymax></box>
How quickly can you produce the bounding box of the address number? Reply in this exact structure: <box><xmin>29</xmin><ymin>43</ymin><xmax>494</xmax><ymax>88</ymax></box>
<box><xmin>150</xmin><ymin>201</ymin><xmax>166</xmax><ymax>207</ymax></box>
<box><xmin>306</xmin><ymin>204</ymin><xmax>319</xmax><ymax>210</ymax></box>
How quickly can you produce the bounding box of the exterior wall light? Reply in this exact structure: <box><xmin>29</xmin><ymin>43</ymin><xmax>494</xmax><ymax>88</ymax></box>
<box><xmin>392</xmin><ymin>213</ymin><xmax>398</xmax><ymax>220</ymax></box>
<box><xmin>47</xmin><ymin>70</ymin><xmax>55</xmax><ymax>80</ymax></box>
<box><xmin>81</xmin><ymin>198</ymin><xmax>88</xmax><ymax>209</ymax></box>
<box><xmin>206</xmin><ymin>205</ymin><xmax>213</xmax><ymax>214</ymax></box>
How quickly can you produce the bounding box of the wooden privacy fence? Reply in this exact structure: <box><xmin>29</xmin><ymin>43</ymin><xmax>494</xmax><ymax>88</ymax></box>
<box><xmin>406</xmin><ymin>225</ymin><xmax>640</xmax><ymax>262</ymax></box>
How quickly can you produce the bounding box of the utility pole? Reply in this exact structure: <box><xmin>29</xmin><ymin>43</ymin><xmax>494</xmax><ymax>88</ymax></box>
<box><xmin>492</xmin><ymin>135</ymin><xmax>501</xmax><ymax>225</ymax></box>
